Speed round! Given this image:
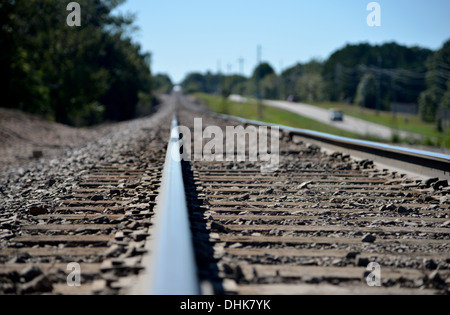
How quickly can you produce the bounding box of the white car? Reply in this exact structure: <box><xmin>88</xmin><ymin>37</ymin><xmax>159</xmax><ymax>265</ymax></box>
<box><xmin>329</xmin><ymin>109</ymin><xmax>344</xmax><ymax>121</ymax></box>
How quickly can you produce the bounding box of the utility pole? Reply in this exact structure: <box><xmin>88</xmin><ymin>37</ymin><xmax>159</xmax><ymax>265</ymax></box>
<box><xmin>257</xmin><ymin>45</ymin><xmax>262</xmax><ymax>120</ymax></box>
<box><xmin>362</xmin><ymin>78</ymin><xmax>366</xmax><ymax>110</ymax></box>
<box><xmin>376</xmin><ymin>56</ymin><xmax>382</xmax><ymax>115</ymax></box>
<box><xmin>217</xmin><ymin>60</ymin><xmax>222</xmax><ymax>95</ymax></box>
<box><xmin>217</xmin><ymin>60</ymin><xmax>222</xmax><ymax>74</ymax></box>
<box><xmin>238</xmin><ymin>58</ymin><xmax>245</xmax><ymax>75</ymax></box>
<box><xmin>335</xmin><ymin>63</ymin><xmax>342</xmax><ymax>101</ymax></box>
<box><xmin>227</xmin><ymin>64</ymin><xmax>232</xmax><ymax>75</ymax></box>
<box><xmin>279</xmin><ymin>60</ymin><xmax>284</xmax><ymax>100</ymax></box>
<box><xmin>391</xmin><ymin>75</ymin><xmax>397</xmax><ymax>119</ymax></box>
<box><xmin>444</xmin><ymin>109</ymin><xmax>449</xmax><ymax>150</ymax></box>
<box><xmin>257</xmin><ymin>45</ymin><xmax>262</xmax><ymax>66</ymax></box>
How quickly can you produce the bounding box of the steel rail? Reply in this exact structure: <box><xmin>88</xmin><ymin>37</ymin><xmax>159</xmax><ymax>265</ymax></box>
<box><xmin>144</xmin><ymin>114</ymin><xmax>200</xmax><ymax>295</ymax></box>
<box><xmin>214</xmin><ymin>113</ymin><xmax>450</xmax><ymax>180</ymax></box>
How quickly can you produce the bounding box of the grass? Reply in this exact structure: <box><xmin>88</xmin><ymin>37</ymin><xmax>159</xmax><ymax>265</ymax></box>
<box><xmin>195</xmin><ymin>93</ymin><xmax>450</xmax><ymax>148</ymax></box>
<box><xmin>310</xmin><ymin>102</ymin><xmax>450</xmax><ymax>147</ymax></box>
<box><xmin>194</xmin><ymin>93</ymin><xmax>385</xmax><ymax>142</ymax></box>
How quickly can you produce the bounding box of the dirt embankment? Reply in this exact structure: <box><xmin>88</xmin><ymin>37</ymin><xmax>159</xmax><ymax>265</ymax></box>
<box><xmin>0</xmin><ymin>108</ymin><xmax>98</xmax><ymax>172</ymax></box>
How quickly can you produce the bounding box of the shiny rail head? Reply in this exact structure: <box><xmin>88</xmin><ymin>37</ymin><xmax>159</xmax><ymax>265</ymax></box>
<box><xmin>170</xmin><ymin>115</ymin><xmax>181</xmax><ymax>140</ymax></box>
<box><xmin>142</xmin><ymin>113</ymin><xmax>200</xmax><ymax>296</ymax></box>
<box><xmin>213</xmin><ymin>112</ymin><xmax>450</xmax><ymax>180</ymax></box>
<box><xmin>214</xmin><ymin>112</ymin><xmax>450</xmax><ymax>161</ymax></box>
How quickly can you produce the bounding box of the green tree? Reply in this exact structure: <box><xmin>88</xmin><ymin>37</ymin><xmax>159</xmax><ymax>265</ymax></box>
<box><xmin>419</xmin><ymin>89</ymin><xmax>439</xmax><ymax>122</ymax></box>
<box><xmin>153</xmin><ymin>74</ymin><xmax>173</xmax><ymax>94</ymax></box>
<box><xmin>281</xmin><ymin>63</ymin><xmax>304</xmax><ymax>100</ymax></box>
<box><xmin>354</xmin><ymin>73</ymin><xmax>377</xmax><ymax>109</ymax></box>
<box><xmin>182</xmin><ymin>73</ymin><xmax>207</xmax><ymax>94</ymax></box>
<box><xmin>323</xmin><ymin>42</ymin><xmax>432</xmax><ymax>104</ymax></box>
<box><xmin>261</xmin><ymin>74</ymin><xmax>281</xmax><ymax>100</ymax></box>
<box><xmin>252</xmin><ymin>62</ymin><xmax>275</xmax><ymax>81</ymax></box>
<box><xmin>297</xmin><ymin>73</ymin><xmax>325</xmax><ymax>103</ymax></box>
<box><xmin>0</xmin><ymin>0</ymin><xmax>152</xmax><ymax>126</ymax></box>
<box><xmin>223</xmin><ymin>75</ymin><xmax>247</xmax><ymax>95</ymax></box>
<box><xmin>418</xmin><ymin>39</ymin><xmax>450</xmax><ymax>122</ymax></box>
<box><xmin>295</xmin><ymin>60</ymin><xmax>325</xmax><ymax>103</ymax></box>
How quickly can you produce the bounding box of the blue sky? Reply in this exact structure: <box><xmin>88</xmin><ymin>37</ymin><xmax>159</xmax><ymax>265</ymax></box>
<box><xmin>114</xmin><ymin>0</ymin><xmax>450</xmax><ymax>83</ymax></box>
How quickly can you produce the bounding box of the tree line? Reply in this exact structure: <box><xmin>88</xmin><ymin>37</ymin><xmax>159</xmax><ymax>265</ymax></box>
<box><xmin>0</xmin><ymin>0</ymin><xmax>154</xmax><ymax>126</ymax></box>
<box><xmin>181</xmin><ymin>41</ymin><xmax>450</xmax><ymax>125</ymax></box>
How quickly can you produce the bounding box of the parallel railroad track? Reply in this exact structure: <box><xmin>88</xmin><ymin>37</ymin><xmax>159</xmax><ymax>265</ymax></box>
<box><xmin>177</xmin><ymin>97</ymin><xmax>450</xmax><ymax>295</ymax></box>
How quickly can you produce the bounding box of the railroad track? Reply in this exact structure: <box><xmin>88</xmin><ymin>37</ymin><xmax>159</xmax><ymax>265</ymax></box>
<box><xmin>177</xmin><ymin>96</ymin><xmax>450</xmax><ymax>295</ymax></box>
<box><xmin>1</xmin><ymin>94</ymin><xmax>449</xmax><ymax>295</ymax></box>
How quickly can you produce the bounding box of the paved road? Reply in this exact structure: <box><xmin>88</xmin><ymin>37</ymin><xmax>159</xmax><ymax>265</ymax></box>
<box><xmin>228</xmin><ymin>95</ymin><xmax>450</xmax><ymax>155</ymax></box>
<box><xmin>262</xmin><ymin>99</ymin><xmax>420</xmax><ymax>141</ymax></box>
